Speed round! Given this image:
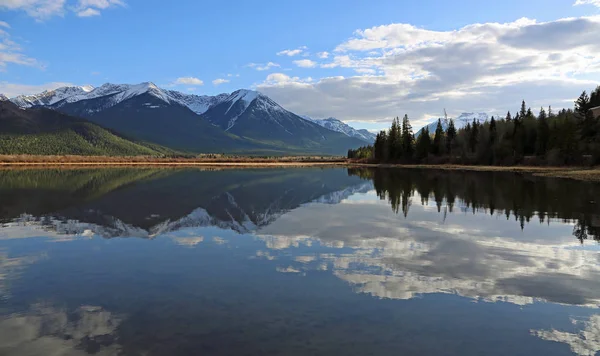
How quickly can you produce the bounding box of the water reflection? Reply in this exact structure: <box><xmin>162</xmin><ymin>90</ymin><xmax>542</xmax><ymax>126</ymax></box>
<box><xmin>0</xmin><ymin>304</ymin><xmax>121</xmax><ymax>355</ymax></box>
<box><xmin>348</xmin><ymin>168</ymin><xmax>600</xmax><ymax>242</ymax></box>
<box><xmin>1</xmin><ymin>167</ymin><xmax>600</xmax><ymax>355</ymax></box>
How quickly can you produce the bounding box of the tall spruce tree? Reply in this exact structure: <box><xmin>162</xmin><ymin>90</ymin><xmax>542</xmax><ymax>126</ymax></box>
<box><xmin>416</xmin><ymin>127</ymin><xmax>431</xmax><ymax>160</ymax></box>
<box><xmin>575</xmin><ymin>91</ymin><xmax>590</xmax><ymax>119</ymax></box>
<box><xmin>536</xmin><ymin>107</ymin><xmax>549</xmax><ymax>156</ymax></box>
<box><xmin>469</xmin><ymin>119</ymin><xmax>479</xmax><ymax>153</ymax></box>
<box><xmin>432</xmin><ymin>119</ymin><xmax>445</xmax><ymax>155</ymax></box>
<box><xmin>388</xmin><ymin>117</ymin><xmax>400</xmax><ymax>159</ymax></box>
<box><xmin>489</xmin><ymin>116</ymin><xmax>497</xmax><ymax>145</ymax></box>
<box><xmin>401</xmin><ymin>114</ymin><xmax>414</xmax><ymax>159</ymax></box>
<box><xmin>520</xmin><ymin>100</ymin><xmax>527</xmax><ymax>118</ymax></box>
<box><xmin>446</xmin><ymin>118</ymin><xmax>457</xmax><ymax>154</ymax></box>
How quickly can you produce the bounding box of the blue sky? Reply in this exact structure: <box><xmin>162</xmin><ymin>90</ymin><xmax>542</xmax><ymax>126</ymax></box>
<box><xmin>1</xmin><ymin>0</ymin><xmax>599</xmax><ymax>131</ymax></box>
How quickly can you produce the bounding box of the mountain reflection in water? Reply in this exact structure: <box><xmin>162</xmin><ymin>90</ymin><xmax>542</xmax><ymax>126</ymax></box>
<box><xmin>0</xmin><ymin>167</ymin><xmax>599</xmax><ymax>355</ymax></box>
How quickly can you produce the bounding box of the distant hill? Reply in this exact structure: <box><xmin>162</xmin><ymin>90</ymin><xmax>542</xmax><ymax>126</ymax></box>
<box><xmin>0</xmin><ymin>100</ymin><xmax>172</xmax><ymax>156</ymax></box>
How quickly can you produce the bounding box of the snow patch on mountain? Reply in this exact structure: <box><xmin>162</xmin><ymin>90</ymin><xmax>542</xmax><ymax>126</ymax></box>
<box><xmin>416</xmin><ymin>112</ymin><xmax>490</xmax><ymax>136</ymax></box>
<box><xmin>165</xmin><ymin>91</ymin><xmax>228</xmax><ymax>115</ymax></box>
<box><xmin>301</xmin><ymin>116</ymin><xmax>376</xmax><ymax>143</ymax></box>
<box><xmin>10</xmin><ymin>86</ymin><xmax>94</xmax><ymax>108</ymax></box>
<box><xmin>0</xmin><ymin>94</ymin><xmax>8</xmax><ymax>101</ymax></box>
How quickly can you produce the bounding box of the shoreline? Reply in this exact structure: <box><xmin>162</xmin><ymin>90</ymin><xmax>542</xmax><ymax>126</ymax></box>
<box><xmin>0</xmin><ymin>156</ymin><xmax>599</xmax><ymax>181</ymax></box>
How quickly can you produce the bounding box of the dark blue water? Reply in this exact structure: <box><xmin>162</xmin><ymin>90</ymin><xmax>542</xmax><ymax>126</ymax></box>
<box><xmin>0</xmin><ymin>167</ymin><xmax>599</xmax><ymax>355</ymax></box>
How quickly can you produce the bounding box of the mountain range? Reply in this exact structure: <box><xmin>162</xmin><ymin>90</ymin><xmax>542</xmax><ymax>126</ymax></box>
<box><xmin>4</xmin><ymin>83</ymin><xmax>371</xmax><ymax>155</ymax></box>
<box><xmin>301</xmin><ymin>116</ymin><xmax>376</xmax><ymax>142</ymax></box>
<box><xmin>0</xmin><ymin>100</ymin><xmax>172</xmax><ymax>156</ymax></box>
<box><xmin>416</xmin><ymin>112</ymin><xmax>490</xmax><ymax>137</ymax></box>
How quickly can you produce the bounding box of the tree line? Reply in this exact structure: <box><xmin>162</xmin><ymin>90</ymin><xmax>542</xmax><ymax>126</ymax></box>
<box><xmin>347</xmin><ymin>168</ymin><xmax>600</xmax><ymax>243</ymax></box>
<box><xmin>348</xmin><ymin>86</ymin><xmax>600</xmax><ymax>165</ymax></box>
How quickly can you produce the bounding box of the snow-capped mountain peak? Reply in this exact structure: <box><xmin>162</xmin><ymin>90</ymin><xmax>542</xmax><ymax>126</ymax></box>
<box><xmin>301</xmin><ymin>116</ymin><xmax>376</xmax><ymax>143</ymax></box>
<box><xmin>0</xmin><ymin>94</ymin><xmax>8</xmax><ymax>101</ymax></box>
<box><xmin>416</xmin><ymin>112</ymin><xmax>490</xmax><ymax>136</ymax></box>
<box><xmin>224</xmin><ymin>89</ymin><xmax>261</xmax><ymax>114</ymax></box>
<box><xmin>10</xmin><ymin>85</ymin><xmax>96</xmax><ymax>108</ymax></box>
<box><xmin>165</xmin><ymin>91</ymin><xmax>229</xmax><ymax>115</ymax></box>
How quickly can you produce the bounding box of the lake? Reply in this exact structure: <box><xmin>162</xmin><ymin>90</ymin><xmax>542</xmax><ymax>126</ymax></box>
<box><xmin>0</xmin><ymin>167</ymin><xmax>599</xmax><ymax>355</ymax></box>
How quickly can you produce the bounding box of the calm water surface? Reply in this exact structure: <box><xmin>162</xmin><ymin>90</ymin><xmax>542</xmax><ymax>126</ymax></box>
<box><xmin>1</xmin><ymin>167</ymin><xmax>600</xmax><ymax>355</ymax></box>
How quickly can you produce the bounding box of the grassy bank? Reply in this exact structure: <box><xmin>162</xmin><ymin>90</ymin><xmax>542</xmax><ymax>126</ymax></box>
<box><xmin>0</xmin><ymin>155</ymin><xmax>348</xmax><ymax>168</ymax></box>
<box><xmin>1</xmin><ymin>155</ymin><xmax>600</xmax><ymax>182</ymax></box>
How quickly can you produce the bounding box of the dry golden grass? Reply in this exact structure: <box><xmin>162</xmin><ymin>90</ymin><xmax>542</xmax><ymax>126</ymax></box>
<box><xmin>2</xmin><ymin>155</ymin><xmax>600</xmax><ymax>181</ymax></box>
<box><xmin>0</xmin><ymin>154</ymin><xmax>347</xmax><ymax>167</ymax></box>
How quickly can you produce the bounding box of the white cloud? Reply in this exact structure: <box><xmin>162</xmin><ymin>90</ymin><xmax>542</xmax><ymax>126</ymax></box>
<box><xmin>276</xmin><ymin>46</ymin><xmax>307</xmax><ymax>56</ymax></box>
<box><xmin>247</xmin><ymin>62</ymin><xmax>280</xmax><ymax>71</ymax></box>
<box><xmin>0</xmin><ymin>0</ymin><xmax>66</xmax><ymax>20</ymax></box>
<box><xmin>574</xmin><ymin>0</ymin><xmax>600</xmax><ymax>7</ymax></box>
<box><xmin>0</xmin><ymin>0</ymin><xmax>125</xmax><ymax>20</ymax></box>
<box><xmin>174</xmin><ymin>77</ymin><xmax>204</xmax><ymax>85</ymax></box>
<box><xmin>259</xmin><ymin>16</ymin><xmax>600</xmax><ymax>129</ymax></box>
<box><xmin>262</xmin><ymin>73</ymin><xmax>313</xmax><ymax>86</ymax></box>
<box><xmin>0</xmin><ymin>81</ymin><xmax>73</xmax><ymax>97</ymax></box>
<box><xmin>0</xmin><ymin>21</ymin><xmax>9</xmax><ymax>28</ymax></box>
<box><xmin>212</xmin><ymin>78</ymin><xmax>229</xmax><ymax>86</ymax></box>
<box><xmin>76</xmin><ymin>7</ymin><xmax>100</xmax><ymax>16</ymax></box>
<box><xmin>317</xmin><ymin>51</ymin><xmax>329</xmax><ymax>59</ymax></box>
<box><xmin>75</xmin><ymin>0</ymin><xmax>124</xmax><ymax>17</ymax></box>
<box><xmin>0</xmin><ymin>26</ymin><xmax>39</xmax><ymax>70</ymax></box>
<box><xmin>293</xmin><ymin>59</ymin><xmax>316</xmax><ymax>68</ymax></box>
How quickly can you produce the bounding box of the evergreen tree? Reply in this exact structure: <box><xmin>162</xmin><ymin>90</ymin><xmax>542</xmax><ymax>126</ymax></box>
<box><xmin>388</xmin><ymin>117</ymin><xmax>401</xmax><ymax>159</ymax></box>
<box><xmin>536</xmin><ymin>107</ymin><xmax>549</xmax><ymax>156</ymax></box>
<box><xmin>506</xmin><ymin>111</ymin><xmax>512</xmax><ymax>122</ymax></box>
<box><xmin>469</xmin><ymin>119</ymin><xmax>479</xmax><ymax>153</ymax></box>
<box><xmin>575</xmin><ymin>91</ymin><xmax>590</xmax><ymax>119</ymax></box>
<box><xmin>401</xmin><ymin>114</ymin><xmax>414</xmax><ymax>159</ymax></box>
<box><xmin>415</xmin><ymin>127</ymin><xmax>431</xmax><ymax>160</ymax></box>
<box><xmin>520</xmin><ymin>100</ymin><xmax>527</xmax><ymax>118</ymax></box>
<box><xmin>526</xmin><ymin>107</ymin><xmax>534</xmax><ymax>119</ymax></box>
<box><xmin>489</xmin><ymin>116</ymin><xmax>497</xmax><ymax>145</ymax></box>
<box><xmin>432</xmin><ymin>119</ymin><xmax>445</xmax><ymax>155</ymax></box>
<box><xmin>446</xmin><ymin>118</ymin><xmax>457</xmax><ymax>154</ymax></box>
<box><xmin>374</xmin><ymin>130</ymin><xmax>388</xmax><ymax>161</ymax></box>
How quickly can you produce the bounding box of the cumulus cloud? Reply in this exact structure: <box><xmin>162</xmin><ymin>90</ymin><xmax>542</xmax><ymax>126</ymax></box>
<box><xmin>574</xmin><ymin>0</ymin><xmax>600</xmax><ymax>7</ymax></box>
<box><xmin>246</xmin><ymin>62</ymin><xmax>280</xmax><ymax>71</ymax></box>
<box><xmin>0</xmin><ymin>0</ymin><xmax>66</xmax><ymax>20</ymax></box>
<box><xmin>277</xmin><ymin>46</ymin><xmax>307</xmax><ymax>56</ymax></box>
<box><xmin>0</xmin><ymin>21</ymin><xmax>9</xmax><ymax>28</ymax></box>
<box><xmin>261</xmin><ymin>73</ymin><xmax>313</xmax><ymax>86</ymax></box>
<box><xmin>260</xmin><ymin>16</ymin><xmax>600</xmax><ymax>129</ymax></box>
<box><xmin>76</xmin><ymin>7</ymin><xmax>100</xmax><ymax>16</ymax></box>
<box><xmin>317</xmin><ymin>51</ymin><xmax>329</xmax><ymax>59</ymax></box>
<box><xmin>75</xmin><ymin>0</ymin><xmax>125</xmax><ymax>17</ymax></box>
<box><xmin>212</xmin><ymin>78</ymin><xmax>229</xmax><ymax>86</ymax></box>
<box><xmin>0</xmin><ymin>0</ymin><xmax>125</xmax><ymax>20</ymax></box>
<box><xmin>293</xmin><ymin>59</ymin><xmax>316</xmax><ymax>68</ymax></box>
<box><xmin>174</xmin><ymin>77</ymin><xmax>204</xmax><ymax>85</ymax></box>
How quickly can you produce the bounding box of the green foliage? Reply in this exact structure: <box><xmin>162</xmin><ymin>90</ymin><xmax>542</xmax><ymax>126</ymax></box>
<box><xmin>349</xmin><ymin>85</ymin><xmax>600</xmax><ymax>166</ymax></box>
<box><xmin>0</xmin><ymin>123</ymin><xmax>169</xmax><ymax>156</ymax></box>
